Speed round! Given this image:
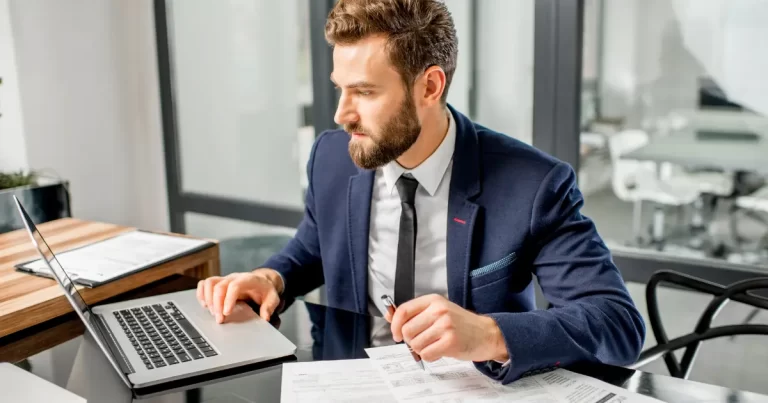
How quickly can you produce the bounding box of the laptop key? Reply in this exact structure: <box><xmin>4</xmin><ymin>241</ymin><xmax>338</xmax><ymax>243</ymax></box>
<box><xmin>204</xmin><ymin>350</ymin><xmax>218</xmax><ymax>357</ymax></box>
<box><xmin>167</xmin><ymin>356</ymin><xmax>179</xmax><ymax>365</ymax></box>
<box><xmin>200</xmin><ymin>347</ymin><xmax>213</xmax><ymax>353</ymax></box>
<box><xmin>156</xmin><ymin>361</ymin><xmax>167</xmax><ymax>368</ymax></box>
<box><xmin>178</xmin><ymin>353</ymin><xmax>191</xmax><ymax>362</ymax></box>
<box><xmin>191</xmin><ymin>337</ymin><xmax>205</xmax><ymax>344</ymax></box>
<box><xmin>188</xmin><ymin>349</ymin><xmax>203</xmax><ymax>360</ymax></box>
<box><xmin>175</xmin><ymin>317</ymin><xmax>202</xmax><ymax>339</ymax></box>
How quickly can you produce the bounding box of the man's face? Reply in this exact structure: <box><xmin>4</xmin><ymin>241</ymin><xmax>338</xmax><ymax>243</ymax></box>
<box><xmin>331</xmin><ymin>35</ymin><xmax>422</xmax><ymax>170</ymax></box>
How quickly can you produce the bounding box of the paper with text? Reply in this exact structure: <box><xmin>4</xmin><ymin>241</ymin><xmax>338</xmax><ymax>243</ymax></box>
<box><xmin>280</xmin><ymin>359</ymin><xmax>396</xmax><ymax>403</ymax></box>
<box><xmin>538</xmin><ymin>369</ymin><xmax>664</xmax><ymax>403</ymax></box>
<box><xmin>19</xmin><ymin>230</ymin><xmax>210</xmax><ymax>284</ymax></box>
<box><xmin>365</xmin><ymin>344</ymin><xmax>565</xmax><ymax>403</ymax></box>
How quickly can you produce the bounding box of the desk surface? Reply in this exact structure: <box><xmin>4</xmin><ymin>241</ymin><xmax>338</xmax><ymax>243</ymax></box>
<box><xmin>623</xmin><ymin>128</ymin><xmax>768</xmax><ymax>174</ymax></box>
<box><xmin>9</xmin><ymin>290</ymin><xmax>768</xmax><ymax>403</ymax></box>
<box><xmin>0</xmin><ymin>218</ymin><xmax>220</xmax><ymax>339</ymax></box>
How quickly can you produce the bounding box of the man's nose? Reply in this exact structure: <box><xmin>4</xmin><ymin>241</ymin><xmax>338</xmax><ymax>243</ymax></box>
<box><xmin>334</xmin><ymin>94</ymin><xmax>358</xmax><ymax>126</ymax></box>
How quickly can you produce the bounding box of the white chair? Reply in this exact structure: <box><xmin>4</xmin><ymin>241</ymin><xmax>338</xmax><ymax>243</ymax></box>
<box><xmin>730</xmin><ymin>185</ymin><xmax>768</xmax><ymax>249</ymax></box>
<box><xmin>609</xmin><ymin>130</ymin><xmax>701</xmax><ymax>245</ymax></box>
<box><xmin>735</xmin><ymin>186</ymin><xmax>768</xmax><ymax>213</ymax></box>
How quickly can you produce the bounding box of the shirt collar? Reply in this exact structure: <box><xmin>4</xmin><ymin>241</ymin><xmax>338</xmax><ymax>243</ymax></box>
<box><xmin>382</xmin><ymin>108</ymin><xmax>456</xmax><ymax>197</ymax></box>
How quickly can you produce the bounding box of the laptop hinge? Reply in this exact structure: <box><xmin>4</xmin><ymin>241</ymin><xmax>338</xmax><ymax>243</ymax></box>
<box><xmin>95</xmin><ymin>314</ymin><xmax>135</xmax><ymax>375</ymax></box>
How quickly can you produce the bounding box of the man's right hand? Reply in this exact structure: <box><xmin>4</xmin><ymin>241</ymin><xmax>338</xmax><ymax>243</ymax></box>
<box><xmin>196</xmin><ymin>268</ymin><xmax>284</xmax><ymax>324</ymax></box>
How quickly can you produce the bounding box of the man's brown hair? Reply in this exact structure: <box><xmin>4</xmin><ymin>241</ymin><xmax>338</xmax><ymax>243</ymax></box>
<box><xmin>325</xmin><ymin>0</ymin><xmax>458</xmax><ymax>104</ymax></box>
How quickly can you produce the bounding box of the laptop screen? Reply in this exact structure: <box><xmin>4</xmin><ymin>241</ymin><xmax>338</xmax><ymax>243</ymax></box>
<box><xmin>13</xmin><ymin>196</ymin><xmax>131</xmax><ymax>386</ymax></box>
<box><xmin>20</xmin><ymin>204</ymin><xmax>93</xmax><ymax>318</ymax></box>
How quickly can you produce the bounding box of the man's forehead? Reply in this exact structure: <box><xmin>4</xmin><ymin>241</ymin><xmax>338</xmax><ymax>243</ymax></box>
<box><xmin>331</xmin><ymin>36</ymin><xmax>398</xmax><ymax>84</ymax></box>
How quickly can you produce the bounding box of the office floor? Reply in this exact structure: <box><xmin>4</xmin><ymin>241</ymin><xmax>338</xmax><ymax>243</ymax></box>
<box><xmin>583</xmin><ymin>186</ymin><xmax>768</xmax><ymax>265</ymax></box>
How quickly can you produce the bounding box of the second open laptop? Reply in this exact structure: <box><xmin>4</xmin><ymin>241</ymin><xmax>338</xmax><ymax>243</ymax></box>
<box><xmin>13</xmin><ymin>195</ymin><xmax>297</xmax><ymax>391</ymax></box>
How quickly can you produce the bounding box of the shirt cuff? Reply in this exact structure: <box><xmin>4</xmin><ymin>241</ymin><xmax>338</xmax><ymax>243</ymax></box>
<box><xmin>495</xmin><ymin>358</ymin><xmax>511</xmax><ymax>368</ymax></box>
<box><xmin>275</xmin><ymin>271</ymin><xmax>287</xmax><ymax>294</ymax></box>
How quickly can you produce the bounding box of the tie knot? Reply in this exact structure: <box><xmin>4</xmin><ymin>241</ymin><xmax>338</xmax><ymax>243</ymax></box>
<box><xmin>395</xmin><ymin>175</ymin><xmax>419</xmax><ymax>205</ymax></box>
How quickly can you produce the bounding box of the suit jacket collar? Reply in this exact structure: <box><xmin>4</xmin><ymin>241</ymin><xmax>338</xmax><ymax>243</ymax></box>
<box><xmin>347</xmin><ymin>104</ymin><xmax>481</xmax><ymax>312</ymax></box>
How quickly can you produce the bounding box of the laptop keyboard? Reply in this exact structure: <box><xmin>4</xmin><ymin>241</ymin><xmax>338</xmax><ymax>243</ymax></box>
<box><xmin>113</xmin><ymin>301</ymin><xmax>218</xmax><ymax>370</ymax></box>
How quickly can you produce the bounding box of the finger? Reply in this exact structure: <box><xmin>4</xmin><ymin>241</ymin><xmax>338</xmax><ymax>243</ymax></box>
<box><xmin>212</xmin><ymin>278</ymin><xmax>232</xmax><ymax>323</ymax></box>
<box><xmin>418</xmin><ymin>336</ymin><xmax>452</xmax><ymax>362</ymax></box>
<box><xmin>222</xmin><ymin>280</ymin><xmax>242</xmax><ymax>316</ymax></box>
<box><xmin>196</xmin><ymin>280</ymin><xmax>205</xmax><ymax>307</ymax></box>
<box><xmin>258</xmin><ymin>288</ymin><xmax>280</xmax><ymax>321</ymax></box>
<box><xmin>407</xmin><ymin>322</ymin><xmax>442</xmax><ymax>354</ymax></box>
<box><xmin>384</xmin><ymin>311</ymin><xmax>393</xmax><ymax>323</ymax></box>
<box><xmin>391</xmin><ymin>295</ymin><xmax>438</xmax><ymax>342</ymax></box>
<box><xmin>204</xmin><ymin>277</ymin><xmax>220</xmax><ymax>314</ymax></box>
<box><xmin>400</xmin><ymin>310</ymin><xmax>437</xmax><ymax>344</ymax></box>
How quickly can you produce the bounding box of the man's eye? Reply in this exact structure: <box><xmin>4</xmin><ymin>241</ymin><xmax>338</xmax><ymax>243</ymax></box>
<box><xmin>358</xmin><ymin>91</ymin><xmax>372</xmax><ymax>96</ymax></box>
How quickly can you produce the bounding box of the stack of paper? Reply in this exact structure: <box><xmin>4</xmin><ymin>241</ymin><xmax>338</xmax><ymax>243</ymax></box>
<box><xmin>281</xmin><ymin>344</ymin><xmax>663</xmax><ymax>403</ymax></box>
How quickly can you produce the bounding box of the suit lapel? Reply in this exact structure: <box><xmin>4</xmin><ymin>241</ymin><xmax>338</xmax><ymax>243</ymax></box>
<box><xmin>347</xmin><ymin>170</ymin><xmax>375</xmax><ymax>313</ymax></box>
<box><xmin>446</xmin><ymin>105</ymin><xmax>482</xmax><ymax>308</ymax></box>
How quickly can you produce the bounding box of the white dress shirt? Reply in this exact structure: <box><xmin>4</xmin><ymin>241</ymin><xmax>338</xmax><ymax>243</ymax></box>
<box><xmin>368</xmin><ymin>110</ymin><xmax>455</xmax><ymax>339</ymax></box>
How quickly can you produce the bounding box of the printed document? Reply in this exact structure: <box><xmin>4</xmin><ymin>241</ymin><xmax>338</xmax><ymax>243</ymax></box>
<box><xmin>280</xmin><ymin>359</ymin><xmax>395</xmax><ymax>403</ymax></box>
<box><xmin>364</xmin><ymin>344</ymin><xmax>664</xmax><ymax>403</ymax></box>
<box><xmin>364</xmin><ymin>344</ymin><xmax>564</xmax><ymax>402</ymax></box>
<box><xmin>17</xmin><ymin>230</ymin><xmax>211</xmax><ymax>285</ymax></box>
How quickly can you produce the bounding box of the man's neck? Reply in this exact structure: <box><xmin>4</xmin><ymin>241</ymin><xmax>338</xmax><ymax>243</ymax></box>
<box><xmin>396</xmin><ymin>107</ymin><xmax>450</xmax><ymax>170</ymax></box>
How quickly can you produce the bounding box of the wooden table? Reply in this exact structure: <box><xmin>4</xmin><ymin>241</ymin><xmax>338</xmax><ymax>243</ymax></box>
<box><xmin>0</xmin><ymin>218</ymin><xmax>219</xmax><ymax>340</ymax></box>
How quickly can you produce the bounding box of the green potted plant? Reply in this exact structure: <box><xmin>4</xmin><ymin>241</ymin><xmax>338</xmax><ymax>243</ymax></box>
<box><xmin>0</xmin><ymin>170</ymin><xmax>38</xmax><ymax>190</ymax></box>
<box><xmin>0</xmin><ymin>169</ymin><xmax>71</xmax><ymax>234</ymax></box>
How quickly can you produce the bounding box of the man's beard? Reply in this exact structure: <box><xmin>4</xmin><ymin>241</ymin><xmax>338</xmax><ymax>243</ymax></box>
<box><xmin>346</xmin><ymin>95</ymin><xmax>421</xmax><ymax>170</ymax></box>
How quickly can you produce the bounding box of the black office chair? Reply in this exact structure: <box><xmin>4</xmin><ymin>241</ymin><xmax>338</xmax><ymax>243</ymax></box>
<box><xmin>630</xmin><ymin>270</ymin><xmax>768</xmax><ymax>380</ymax></box>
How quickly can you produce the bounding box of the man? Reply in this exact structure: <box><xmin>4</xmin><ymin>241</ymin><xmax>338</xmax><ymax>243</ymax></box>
<box><xmin>197</xmin><ymin>0</ymin><xmax>645</xmax><ymax>383</ymax></box>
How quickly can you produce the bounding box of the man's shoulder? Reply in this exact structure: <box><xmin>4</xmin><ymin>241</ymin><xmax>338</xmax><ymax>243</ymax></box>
<box><xmin>473</xmin><ymin>123</ymin><xmax>564</xmax><ymax>178</ymax></box>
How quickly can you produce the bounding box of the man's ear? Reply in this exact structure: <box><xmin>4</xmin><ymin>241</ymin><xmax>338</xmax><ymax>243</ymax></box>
<box><xmin>417</xmin><ymin>65</ymin><xmax>447</xmax><ymax>107</ymax></box>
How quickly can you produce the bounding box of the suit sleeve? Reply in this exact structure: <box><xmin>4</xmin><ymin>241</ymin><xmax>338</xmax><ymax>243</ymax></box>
<box><xmin>262</xmin><ymin>133</ymin><xmax>327</xmax><ymax>299</ymax></box>
<box><xmin>475</xmin><ymin>162</ymin><xmax>646</xmax><ymax>384</ymax></box>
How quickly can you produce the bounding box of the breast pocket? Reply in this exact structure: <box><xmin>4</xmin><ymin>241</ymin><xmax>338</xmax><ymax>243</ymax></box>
<box><xmin>468</xmin><ymin>251</ymin><xmax>528</xmax><ymax>313</ymax></box>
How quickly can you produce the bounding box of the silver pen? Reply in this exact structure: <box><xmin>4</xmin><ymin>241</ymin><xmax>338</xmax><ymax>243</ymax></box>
<box><xmin>381</xmin><ymin>295</ymin><xmax>425</xmax><ymax>371</ymax></box>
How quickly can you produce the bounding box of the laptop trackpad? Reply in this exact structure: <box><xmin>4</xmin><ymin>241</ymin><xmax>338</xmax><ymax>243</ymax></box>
<box><xmin>222</xmin><ymin>302</ymin><xmax>259</xmax><ymax>324</ymax></box>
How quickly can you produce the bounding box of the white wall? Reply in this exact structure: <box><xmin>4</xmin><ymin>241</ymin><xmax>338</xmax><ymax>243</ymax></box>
<box><xmin>0</xmin><ymin>0</ymin><xmax>28</xmax><ymax>172</ymax></box>
<box><xmin>9</xmin><ymin>0</ymin><xmax>168</xmax><ymax>231</ymax></box>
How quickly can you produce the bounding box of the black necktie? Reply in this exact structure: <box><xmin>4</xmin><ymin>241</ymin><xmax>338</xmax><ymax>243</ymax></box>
<box><xmin>394</xmin><ymin>175</ymin><xmax>419</xmax><ymax>306</ymax></box>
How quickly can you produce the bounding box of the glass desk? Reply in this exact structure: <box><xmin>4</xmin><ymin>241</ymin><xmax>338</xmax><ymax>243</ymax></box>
<box><xmin>3</xmin><ymin>278</ymin><xmax>768</xmax><ymax>402</ymax></box>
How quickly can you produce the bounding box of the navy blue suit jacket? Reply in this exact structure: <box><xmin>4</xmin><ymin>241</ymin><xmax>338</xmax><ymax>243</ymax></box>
<box><xmin>264</xmin><ymin>105</ymin><xmax>645</xmax><ymax>383</ymax></box>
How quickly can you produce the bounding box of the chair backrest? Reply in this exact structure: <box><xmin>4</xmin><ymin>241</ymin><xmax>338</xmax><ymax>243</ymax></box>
<box><xmin>608</xmin><ymin>130</ymin><xmax>652</xmax><ymax>201</ymax></box>
<box><xmin>632</xmin><ymin>270</ymin><xmax>768</xmax><ymax>379</ymax></box>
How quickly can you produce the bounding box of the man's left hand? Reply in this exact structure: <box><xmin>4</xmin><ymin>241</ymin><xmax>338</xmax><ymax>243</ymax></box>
<box><xmin>386</xmin><ymin>294</ymin><xmax>509</xmax><ymax>363</ymax></box>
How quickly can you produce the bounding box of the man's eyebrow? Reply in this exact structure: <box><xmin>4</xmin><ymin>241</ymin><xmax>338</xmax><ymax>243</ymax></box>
<box><xmin>330</xmin><ymin>75</ymin><xmax>378</xmax><ymax>89</ymax></box>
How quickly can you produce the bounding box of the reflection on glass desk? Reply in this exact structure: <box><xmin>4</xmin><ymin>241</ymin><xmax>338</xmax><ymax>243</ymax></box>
<box><xmin>9</xmin><ymin>297</ymin><xmax>768</xmax><ymax>403</ymax></box>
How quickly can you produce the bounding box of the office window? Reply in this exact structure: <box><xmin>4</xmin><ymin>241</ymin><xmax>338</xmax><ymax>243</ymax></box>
<box><xmin>578</xmin><ymin>0</ymin><xmax>768</xmax><ymax>268</ymax></box>
<box><xmin>168</xmin><ymin>0</ymin><xmax>312</xmax><ymax>210</ymax></box>
<box><xmin>442</xmin><ymin>0</ymin><xmax>535</xmax><ymax>144</ymax></box>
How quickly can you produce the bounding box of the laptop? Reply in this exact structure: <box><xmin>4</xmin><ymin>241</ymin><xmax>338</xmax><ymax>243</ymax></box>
<box><xmin>13</xmin><ymin>195</ymin><xmax>297</xmax><ymax>391</ymax></box>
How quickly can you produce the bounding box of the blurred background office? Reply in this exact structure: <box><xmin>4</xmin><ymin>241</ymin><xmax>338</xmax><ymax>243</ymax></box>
<box><xmin>0</xmin><ymin>0</ymin><xmax>766</xmax><ymax>395</ymax></box>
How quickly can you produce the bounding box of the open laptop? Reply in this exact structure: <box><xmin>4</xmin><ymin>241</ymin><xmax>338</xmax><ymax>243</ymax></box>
<box><xmin>13</xmin><ymin>195</ymin><xmax>297</xmax><ymax>391</ymax></box>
